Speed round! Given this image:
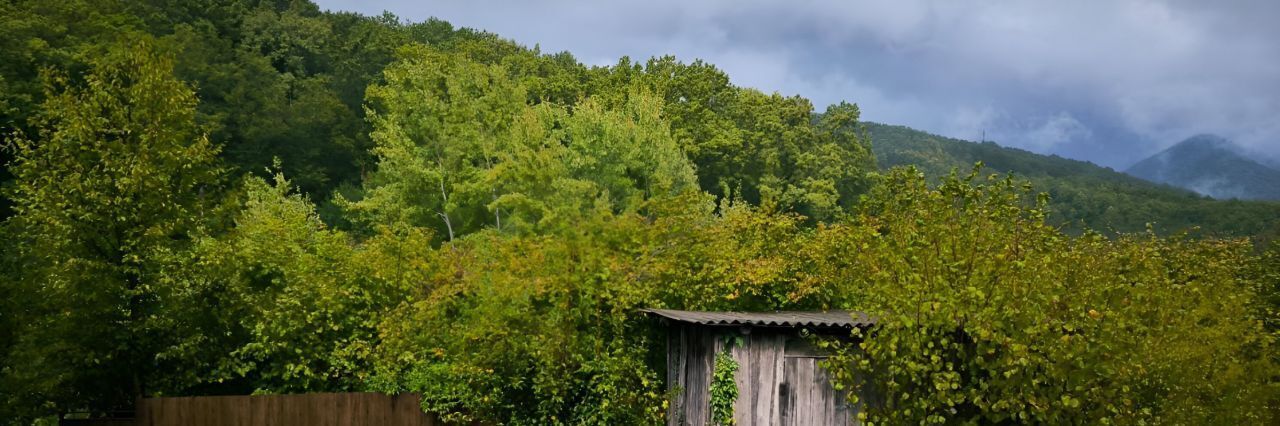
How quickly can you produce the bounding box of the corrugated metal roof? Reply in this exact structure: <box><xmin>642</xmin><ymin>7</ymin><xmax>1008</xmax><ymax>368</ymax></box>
<box><xmin>640</xmin><ymin>308</ymin><xmax>874</xmax><ymax>328</ymax></box>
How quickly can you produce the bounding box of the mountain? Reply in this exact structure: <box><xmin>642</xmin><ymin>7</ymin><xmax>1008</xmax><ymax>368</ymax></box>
<box><xmin>1126</xmin><ymin>134</ymin><xmax>1280</xmax><ymax>201</ymax></box>
<box><xmin>863</xmin><ymin>122</ymin><xmax>1280</xmax><ymax>237</ymax></box>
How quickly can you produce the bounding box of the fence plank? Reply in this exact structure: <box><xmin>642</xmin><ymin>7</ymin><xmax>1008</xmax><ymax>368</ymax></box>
<box><xmin>135</xmin><ymin>393</ymin><xmax>437</xmax><ymax>426</ymax></box>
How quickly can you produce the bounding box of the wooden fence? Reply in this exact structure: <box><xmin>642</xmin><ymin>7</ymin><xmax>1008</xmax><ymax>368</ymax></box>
<box><xmin>129</xmin><ymin>392</ymin><xmax>438</xmax><ymax>426</ymax></box>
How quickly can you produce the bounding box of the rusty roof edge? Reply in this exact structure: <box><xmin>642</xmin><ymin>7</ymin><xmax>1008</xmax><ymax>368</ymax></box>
<box><xmin>639</xmin><ymin>308</ymin><xmax>877</xmax><ymax>328</ymax></box>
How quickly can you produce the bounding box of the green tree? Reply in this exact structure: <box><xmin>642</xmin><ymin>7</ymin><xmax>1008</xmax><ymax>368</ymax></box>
<box><xmin>370</xmin><ymin>227</ymin><xmax>668</xmax><ymax>425</ymax></box>
<box><xmin>351</xmin><ymin>45</ymin><xmax>527</xmax><ymax>239</ymax></box>
<box><xmin>0</xmin><ymin>40</ymin><xmax>221</xmax><ymax>418</ymax></box>
<box><xmin>366</xmin><ymin>193</ymin><xmax>872</xmax><ymax>425</ymax></box>
<box><xmin>486</xmin><ymin>94</ymin><xmax>697</xmax><ymax>234</ymax></box>
<box><xmin>351</xmin><ymin>45</ymin><xmax>696</xmax><ymax>241</ymax></box>
<box><xmin>592</xmin><ymin>57</ymin><xmax>876</xmax><ymax>221</ymax></box>
<box><xmin>1254</xmin><ymin>233</ymin><xmax>1280</xmax><ymax>332</ymax></box>
<box><xmin>154</xmin><ymin>173</ymin><xmax>430</xmax><ymax>394</ymax></box>
<box><xmin>159</xmin><ymin>8</ymin><xmax>368</xmax><ymax>199</ymax></box>
<box><xmin>822</xmin><ymin>166</ymin><xmax>1276</xmax><ymax>424</ymax></box>
<box><xmin>799</xmin><ymin>101</ymin><xmax>877</xmax><ymax>218</ymax></box>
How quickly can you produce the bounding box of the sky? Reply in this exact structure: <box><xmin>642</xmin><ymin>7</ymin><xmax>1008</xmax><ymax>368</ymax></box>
<box><xmin>313</xmin><ymin>0</ymin><xmax>1280</xmax><ymax>170</ymax></box>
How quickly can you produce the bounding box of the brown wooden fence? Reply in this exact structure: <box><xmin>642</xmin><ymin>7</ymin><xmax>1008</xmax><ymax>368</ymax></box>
<box><xmin>130</xmin><ymin>392</ymin><xmax>438</xmax><ymax>426</ymax></box>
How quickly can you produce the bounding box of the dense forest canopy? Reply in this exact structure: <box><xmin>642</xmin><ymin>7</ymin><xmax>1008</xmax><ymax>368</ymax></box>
<box><xmin>1</xmin><ymin>1</ymin><xmax>1277</xmax><ymax>424</ymax></box>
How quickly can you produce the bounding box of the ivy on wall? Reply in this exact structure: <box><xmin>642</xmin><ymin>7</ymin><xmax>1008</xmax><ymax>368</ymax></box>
<box><xmin>709</xmin><ymin>336</ymin><xmax>742</xmax><ymax>425</ymax></box>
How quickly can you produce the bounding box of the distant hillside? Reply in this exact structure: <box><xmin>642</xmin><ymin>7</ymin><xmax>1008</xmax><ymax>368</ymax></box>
<box><xmin>864</xmin><ymin>122</ymin><xmax>1280</xmax><ymax>237</ymax></box>
<box><xmin>1126</xmin><ymin>134</ymin><xmax>1280</xmax><ymax>201</ymax></box>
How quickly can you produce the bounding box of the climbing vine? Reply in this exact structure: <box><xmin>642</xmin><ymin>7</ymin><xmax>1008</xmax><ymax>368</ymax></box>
<box><xmin>709</xmin><ymin>336</ymin><xmax>741</xmax><ymax>425</ymax></box>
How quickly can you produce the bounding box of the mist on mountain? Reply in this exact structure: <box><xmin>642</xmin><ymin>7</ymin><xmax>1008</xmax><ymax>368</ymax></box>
<box><xmin>1126</xmin><ymin>134</ymin><xmax>1280</xmax><ymax>201</ymax></box>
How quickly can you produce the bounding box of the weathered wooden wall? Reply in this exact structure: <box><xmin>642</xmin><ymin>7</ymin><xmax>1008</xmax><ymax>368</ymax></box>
<box><xmin>666</xmin><ymin>324</ymin><xmax>861</xmax><ymax>426</ymax></box>
<box><xmin>135</xmin><ymin>392</ymin><xmax>437</xmax><ymax>426</ymax></box>
<box><xmin>780</xmin><ymin>357</ymin><xmax>853</xmax><ymax>425</ymax></box>
<box><xmin>731</xmin><ymin>331</ymin><xmax>786</xmax><ymax>425</ymax></box>
<box><xmin>667</xmin><ymin>324</ymin><xmax>715</xmax><ymax>425</ymax></box>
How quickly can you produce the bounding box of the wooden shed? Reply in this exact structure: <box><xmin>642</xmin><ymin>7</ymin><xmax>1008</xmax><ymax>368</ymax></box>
<box><xmin>642</xmin><ymin>309</ymin><xmax>874</xmax><ymax>426</ymax></box>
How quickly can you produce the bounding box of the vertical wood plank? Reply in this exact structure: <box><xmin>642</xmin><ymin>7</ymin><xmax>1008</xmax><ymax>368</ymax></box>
<box><xmin>667</xmin><ymin>324</ymin><xmax>685</xmax><ymax>426</ymax></box>
<box><xmin>761</xmin><ymin>333</ymin><xmax>783</xmax><ymax>426</ymax></box>
<box><xmin>134</xmin><ymin>392</ymin><xmax>441</xmax><ymax>426</ymax></box>
<box><xmin>730</xmin><ymin>332</ymin><xmax>751</xmax><ymax>426</ymax></box>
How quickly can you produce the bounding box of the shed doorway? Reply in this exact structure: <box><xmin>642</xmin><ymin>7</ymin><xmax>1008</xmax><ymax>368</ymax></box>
<box><xmin>780</xmin><ymin>355</ymin><xmax>854</xmax><ymax>425</ymax></box>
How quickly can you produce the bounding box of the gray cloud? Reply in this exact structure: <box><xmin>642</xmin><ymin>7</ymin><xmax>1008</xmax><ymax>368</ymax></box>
<box><xmin>314</xmin><ymin>0</ymin><xmax>1280</xmax><ymax>169</ymax></box>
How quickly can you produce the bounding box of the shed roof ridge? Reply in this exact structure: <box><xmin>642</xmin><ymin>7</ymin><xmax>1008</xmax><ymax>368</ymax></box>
<box><xmin>639</xmin><ymin>308</ymin><xmax>875</xmax><ymax>328</ymax></box>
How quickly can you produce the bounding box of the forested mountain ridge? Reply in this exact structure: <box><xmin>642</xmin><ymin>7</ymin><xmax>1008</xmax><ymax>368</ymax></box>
<box><xmin>0</xmin><ymin>0</ymin><xmax>873</xmax><ymax>227</ymax></box>
<box><xmin>1</xmin><ymin>1</ymin><xmax>1277</xmax><ymax>425</ymax></box>
<box><xmin>1</xmin><ymin>0</ymin><xmax>1273</xmax><ymax>238</ymax></box>
<box><xmin>864</xmin><ymin>122</ymin><xmax>1280</xmax><ymax>237</ymax></box>
<box><xmin>1126</xmin><ymin>134</ymin><xmax>1280</xmax><ymax>201</ymax></box>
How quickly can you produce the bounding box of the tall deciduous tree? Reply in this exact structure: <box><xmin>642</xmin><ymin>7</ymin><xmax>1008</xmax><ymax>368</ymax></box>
<box><xmin>592</xmin><ymin>56</ymin><xmax>877</xmax><ymax>221</ymax></box>
<box><xmin>352</xmin><ymin>45</ymin><xmax>527</xmax><ymax>240</ymax></box>
<box><xmin>0</xmin><ymin>40</ymin><xmax>220</xmax><ymax>415</ymax></box>
<box><xmin>351</xmin><ymin>45</ymin><xmax>697</xmax><ymax>241</ymax></box>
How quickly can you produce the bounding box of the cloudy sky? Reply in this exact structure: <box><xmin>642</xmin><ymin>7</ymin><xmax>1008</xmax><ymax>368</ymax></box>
<box><xmin>314</xmin><ymin>0</ymin><xmax>1279</xmax><ymax>169</ymax></box>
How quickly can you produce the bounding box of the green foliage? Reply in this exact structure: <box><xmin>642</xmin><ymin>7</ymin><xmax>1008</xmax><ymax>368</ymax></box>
<box><xmin>1254</xmin><ymin>234</ymin><xmax>1280</xmax><ymax>332</ymax></box>
<box><xmin>0</xmin><ymin>39</ymin><xmax>220</xmax><ymax>417</ymax></box>
<box><xmin>369</xmin><ymin>224</ymin><xmax>671</xmax><ymax>425</ymax></box>
<box><xmin>158</xmin><ymin>2</ymin><xmax>378</xmax><ymax>198</ymax></box>
<box><xmin>0</xmin><ymin>0</ymin><xmax>373</xmax><ymax>200</ymax></box>
<box><xmin>709</xmin><ymin>338</ymin><xmax>741</xmax><ymax>426</ymax></box>
<box><xmin>363</xmin><ymin>194</ymin><xmax>881</xmax><ymax>424</ymax></box>
<box><xmin>592</xmin><ymin>57</ymin><xmax>878</xmax><ymax>221</ymax></box>
<box><xmin>155</xmin><ymin>173</ymin><xmax>429</xmax><ymax>394</ymax></box>
<box><xmin>1</xmin><ymin>2</ymin><xmax>1276</xmax><ymax>424</ymax></box>
<box><xmin>351</xmin><ymin>45</ymin><xmax>696</xmax><ymax>241</ymax></box>
<box><xmin>351</xmin><ymin>45</ymin><xmax>527</xmax><ymax>238</ymax></box>
<box><xmin>821</xmin><ymin>166</ymin><xmax>1277</xmax><ymax>424</ymax></box>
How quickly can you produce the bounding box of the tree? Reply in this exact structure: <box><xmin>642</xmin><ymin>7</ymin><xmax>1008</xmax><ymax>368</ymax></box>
<box><xmin>370</xmin><ymin>228</ymin><xmax>669</xmax><ymax>425</ymax></box>
<box><xmin>591</xmin><ymin>57</ymin><xmax>877</xmax><ymax>221</ymax></box>
<box><xmin>795</xmin><ymin>101</ymin><xmax>877</xmax><ymax>219</ymax></box>
<box><xmin>160</xmin><ymin>10</ymin><xmax>368</xmax><ymax>199</ymax></box>
<box><xmin>486</xmin><ymin>94</ymin><xmax>697</xmax><ymax>234</ymax></box>
<box><xmin>821</xmin><ymin>166</ymin><xmax>1276</xmax><ymax>424</ymax></box>
<box><xmin>351</xmin><ymin>45</ymin><xmax>527</xmax><ymax>240</ymax></box>
<box><xmin>351</xmin><ymin>45</ymin><xmax>697</xmax><ymax>241</ymax></box>
<box><xmin>154</xmin><ymin>173</ymin><xmax>430</xmax><ymax>394</ymax></box>
<box><xmin>0</xmin><ymin>39</ymin><xmax>220</xmax><ymax>417</ymax></box>
<box><xmin>1254</xmin><ymin>231</ymin><xmax>1280</xmax><ymax>332</ymax></box>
